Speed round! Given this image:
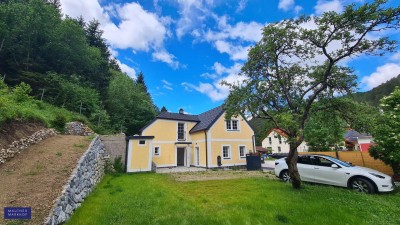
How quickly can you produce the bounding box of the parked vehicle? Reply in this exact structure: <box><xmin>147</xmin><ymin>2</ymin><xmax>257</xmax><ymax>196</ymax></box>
<box><xmin>274</xmin><ymin>154</ymin><xmax>394</xmax><ymax>193</ymax></box>
<box><xmin>268</xmin><ymin>153</ymin><xmax>288</xmax><ymax>159</ymax></box>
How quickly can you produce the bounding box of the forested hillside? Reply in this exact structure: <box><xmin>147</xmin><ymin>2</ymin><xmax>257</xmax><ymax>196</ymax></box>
<box><xmin>0</xmin><ymin>0</ymin><xmax>157</xmax><ymax>134</ymax></box>
<box><xmin>351</xmin><ymin>75</ymin><xmax>400</xmax><ymax>106</ymax></box>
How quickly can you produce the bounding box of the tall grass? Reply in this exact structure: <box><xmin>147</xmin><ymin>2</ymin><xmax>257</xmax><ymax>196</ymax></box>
<box><xmin>0</xmin><ymin>81</ymin><xmax>89</xmax><ymax>130</ymax></box>
<box><xmin>67</xmin><ymin>173</ymin><xmax>400</xmax><ymax>225</ymax></box>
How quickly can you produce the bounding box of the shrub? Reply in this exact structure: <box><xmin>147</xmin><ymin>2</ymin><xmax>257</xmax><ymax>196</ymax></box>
<box><xmin>113</xmin><ymin>156</ymin><xmax>125</xmax><ymax>173</ymax></box>
<box><xmin>51</xmin><ymin>115</ymin><xmax>67</xmax><ymax>133</ymax></box>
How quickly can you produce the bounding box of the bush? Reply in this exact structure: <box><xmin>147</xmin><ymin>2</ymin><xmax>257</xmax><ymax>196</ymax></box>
<box><xmin>51</xmin><ymin>115</ymin><xmax>67</xmax><ymax>133</ymax></box>
<box><xmin>113</xmin><ymin>156</ymin><xmax>125</xmax><ymax>173</ymax></box>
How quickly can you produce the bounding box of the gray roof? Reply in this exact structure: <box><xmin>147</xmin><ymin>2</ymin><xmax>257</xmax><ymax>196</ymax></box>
<box><xmin>156</xmin><ymin>111</ymin><xmax>200</xmax><ymax>122</ymax></box>
<box><xmin>140</xmin><ymin>106</ymin><xmax>225</xmax><ymax>134</ymax></box>
<box><xmin>190</xmin><ymin>106</ymin><xmax>224</xmax><ymax>133</ymax></box>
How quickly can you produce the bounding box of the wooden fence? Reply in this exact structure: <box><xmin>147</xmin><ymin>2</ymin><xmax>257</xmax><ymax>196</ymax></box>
<box><xmin>299</xmin><ymin>151</ymin><xmax>393</xmax><ymax>175</ymax></box>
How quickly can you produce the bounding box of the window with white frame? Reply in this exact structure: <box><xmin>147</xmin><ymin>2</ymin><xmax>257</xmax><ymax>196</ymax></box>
<box><xmin>154</xmin><ymin>146</ymin><xmax>160</xmax><ymax>156</ymax></box>
<box><xmin>177</xmin><ymin>122</ymin><xmax>185</xmax><ymax>140</ymax></box>
<box><xmin>239</xmin><ymin>146</ymin><xmax>246</xmax><ymax>158</ymax></box>
<box><xmin>222</xmin><ymin>146</ymin><xmax>231</xmax><ymax>159</ymax></box>
<box><xmin>225</xmin><ymin>120</ymin><xmax>239</xmax><ymax>131</ymax></box>
<box><xmin>278</xmin><ymin>146</ymin><xmax>281</xmax><ymax>152</ymax></box>
<box><xmin>268</xmin><ymin>137</ymin><xmax>272</xmax><ymax>145</ymax></box>
<box><xmin>139</xmin><ymin>140</ymin><xmax>146</xmax><ymax>145</ymax></box>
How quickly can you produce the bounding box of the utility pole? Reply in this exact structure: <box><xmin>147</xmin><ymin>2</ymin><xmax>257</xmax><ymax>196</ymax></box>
<box><xmin>2</xmin><ymin>74</ymin><xmax>5</xmax><ymax>82</ymax></box>
<box><xmin>40</xmin><ymin>89</ymin><xmax>45</xmax><ymax>101</ymax></box>
<box><xmin>79</xmin><ymin>101</ymin><xmax>82</xmax><ymax>114</ymax></box>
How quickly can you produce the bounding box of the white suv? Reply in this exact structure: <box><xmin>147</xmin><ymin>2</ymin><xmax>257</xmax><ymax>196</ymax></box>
<box><xmin>274</xmin><ymin>154</ymin><xmax>394</xmax><ymax>193</ymax></box>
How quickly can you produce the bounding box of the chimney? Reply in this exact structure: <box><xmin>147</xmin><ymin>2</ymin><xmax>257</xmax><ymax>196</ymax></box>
<box><xmin>179</xmin><ymin>108</ymin><xmax>184</xmax><ymax>114</ymax></box>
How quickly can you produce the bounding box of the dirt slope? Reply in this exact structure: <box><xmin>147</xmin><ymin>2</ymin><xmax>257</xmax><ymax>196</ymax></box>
<box><xmin>0</xmin><ymin>135</ymin><xmax>91</xmax><ymax>225</ymax></box>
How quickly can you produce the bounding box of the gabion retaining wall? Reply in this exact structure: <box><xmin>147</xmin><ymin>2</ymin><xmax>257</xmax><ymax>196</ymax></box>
<box><xmin>0</xmin><ymin>128</ymin><xmax>57</xmax><ymax>165</ymax></box>
<box><xmin>45</xmin><ymin>136</ymin><xmax>106</xmax><ymax>225</ymax></box>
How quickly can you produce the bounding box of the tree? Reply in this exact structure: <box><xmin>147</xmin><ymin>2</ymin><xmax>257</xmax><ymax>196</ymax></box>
<box><xmin>224</xmin><ymin>0</ymin><xmax>400</xmax><ymax>188</ymax></box>
<box><xmin>106</xmin><ymin>70</ymin><xmax>156</xmax><ymax>134</ymax></box>
<box><xmin>304</xmin><ymin>110</ymin><xmax>345</xmax><ymax>151</ymax></box>
<box><xmin>160</xmin><ymin>106</ymin><xmax>168</xmax><ymax>112</ymax></box>
<box><xmin>370</xmin><ymin>87</ymin><xmax>400</xmax><ymax>174</ymax></box>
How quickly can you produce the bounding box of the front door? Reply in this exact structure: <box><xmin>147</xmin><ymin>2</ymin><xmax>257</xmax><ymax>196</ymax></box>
<box><xmin>177</xmin><ymin>147</ymin><xmax>185</xmax><ymax>166</ymax></box>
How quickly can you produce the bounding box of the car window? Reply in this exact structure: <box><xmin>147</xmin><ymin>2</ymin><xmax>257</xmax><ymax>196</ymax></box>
<box><xmin>297</xmin><ymin>156</ymin><xmax>312</xmax><ymax>165</ymax></box>
<box><xmin>314</xmin><ymin>156</ymin><xmax>333</xmax><ymax>167</ymax></box>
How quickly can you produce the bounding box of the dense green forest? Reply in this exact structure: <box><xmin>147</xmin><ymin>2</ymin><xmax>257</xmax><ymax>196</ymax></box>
<box><xmin>0</xmin><ymin>0</ymin><xmax>157</xmax><ymax>134</ymax></box>
<box><xmin>351</xmin><ymin>75</ymin><xmax>400</xmax><ymax>106</ymax></box>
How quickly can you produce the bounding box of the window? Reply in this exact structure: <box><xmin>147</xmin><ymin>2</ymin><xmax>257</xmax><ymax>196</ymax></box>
<box><xmin>278</xmin><ymin>135</ymin><xmax>282</xmax><ymax>144</ymax></box>
<box><xmin>268</xmin><ymin>137</ymin><xmax>272</xmax><ymax>145</ymax></box>
<box><xmin>222</xmin><ymin>146</ymin><xmax>231</xmax><ymax>159</ymax></box>
<box><xmin>297</xmin><ymin>156</ymin><xmax>311</xmax><ymax>165</ymax></box>
<box><xmin>239</xmin><ymin>146</ymin><xmax>246</xmax><ymax>158</ymax></box>
<box><xmin>278</xmin><ymin>146</ymin><xmax>281</xmax><ymax>152</ymax></box>
<box><xmin>139</xmin><ymin>140</ymin><xmax>146</xmax><ymax>145</ymax></box>
<box><xmin>226</xmin><ymin>120</ymin><xmax>239</xmax><ymax>131</ymax></box>
<box><xmin>177</xmin><ymin>123</ymin><xmax>185</xmax><ymax>140</ymax></box>
<box><xmin>154</xmin><ymin>146</ymin><xmax>160</xmax><ymax>156</ymax></box>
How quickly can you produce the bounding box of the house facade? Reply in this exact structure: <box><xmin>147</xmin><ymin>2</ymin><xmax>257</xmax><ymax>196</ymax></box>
<box><xmin>261</xmin><ymin>128</ymin><xmax>309</xmax><ymax>153</ymax></box>
<box><xmin>126</xmin><ymin>106</ymin><xmax>255</xmax><ymax>172</ymax></box>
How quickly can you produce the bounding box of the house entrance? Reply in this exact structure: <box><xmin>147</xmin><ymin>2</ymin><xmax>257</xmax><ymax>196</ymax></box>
<box><xmin>177</xmin><ymin>147</ymin><xmax>185</xmax><ymax>166</ymax></box>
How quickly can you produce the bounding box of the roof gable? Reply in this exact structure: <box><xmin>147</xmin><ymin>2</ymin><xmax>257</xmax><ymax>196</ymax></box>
<box><xmin>267</xmin><ymin>128</ymin><xmax>288</xmax><ymax>138</ymax></box>
<box><xmin>189</xmin><ymin>106</ymin><xmax>224</xmax><ymax>133</ymax></box>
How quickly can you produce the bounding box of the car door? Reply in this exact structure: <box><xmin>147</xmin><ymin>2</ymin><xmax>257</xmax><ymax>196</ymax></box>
<box><xmin>310</xmin><ymin>156</ymin><xmax>347</xmax><ymax>186</ymax></box>
<box><xmin>297</xmin><ymin>155</ymin><xmax>315</xmax><ymax>182</ymax></box>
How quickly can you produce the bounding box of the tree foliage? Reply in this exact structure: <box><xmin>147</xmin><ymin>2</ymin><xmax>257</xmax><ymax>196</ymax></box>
<box><xmin>0</xmin><ymin>0</ymin><xmax>157</xmax><ymax>134</ymax></box>
<box><xmin>224</xmin><ymin>0</ymin><xmax>400</xmax><ymax>188</ymax></box>
<box><xmin>370</xmin><ymin>87</ymin><xmax>400</xmax><ymax>174</ymax></box>
<box><xmin>106</xmin><ymin>71</ymin><xmax>157</xmax><ymax>135</ymax></box>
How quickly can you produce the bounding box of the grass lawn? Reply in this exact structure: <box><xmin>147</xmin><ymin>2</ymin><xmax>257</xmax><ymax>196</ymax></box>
<box><xmin>67</xmin><ymin>172</ymin><xmax>400</xmax><ymax>225</ymax></box>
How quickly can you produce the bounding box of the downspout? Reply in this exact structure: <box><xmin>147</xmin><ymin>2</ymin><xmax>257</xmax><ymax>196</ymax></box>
<box><xmin>204</xmin><ymin>130</ymin><xmax>208</xmax><ymax>169</ymax></box>
<box><xmin>252</xmin><ymin>134</ymin><xmax>256</xmax><ymax>154</ymax></box>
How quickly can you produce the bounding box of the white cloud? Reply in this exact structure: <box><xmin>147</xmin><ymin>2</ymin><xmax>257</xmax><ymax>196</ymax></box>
<box><xmin>102</xmin><ymin>3</ymin><xmax>166</xmax><ymax>51</ymax></box>
<box><xmin>203</xmin><ymin>18</ymin><xmax>264</xmax><ymax>61</ymax></box>
<box><xmin>236</xmin><ymin>0</ymin><xmax>248</xmax><ymax>13</ymax></box>
<box><xmin>278</xmin><ymin>0</ymin><xmax>295</xmax><ymax>11</ymax></box>
<box><xmin>361</xmin><ymin>63</ymin><xmax>400</xmax><ymax>90</ymax></box>
<box><xmin>60</xmin><ymin>0</ymin><xmax>109</xmax><ymax>24</ymax></box>
<box><xmin>152</xmin><ymin>50</ymin><xmax>180</xmax><ymax>69</ymax></box>
<box><xmin>175</xmin><ymin>0</ymin><xmax>213</xmax><ymax>39</ymax></box>
<box><xmin>390</xmin><ymin>52</ymin><xmax>400</xmax><ymax>61</ymax></box>
<box><xmin>161</xmin><ymin>79</ymin><xmax>173</xmax><ymax>90</ymax></box>
<box><xmin>182</xmin><ymin>62</ymin><xmax>244</xmax><ymax>101</ymax></box>
<box><xmin>118</xmin><ymin>62</ymin><xmax>136</xmax><ymax>79</ymax></box>
<box><xmin>60</xmin><ymin>0</ymin><xmax>179</xmax><ymax>67</ymax></box>
<box><xmin>314</xmin><ymin>0</ymin><xmax>343</xmax><ymax>15</ymax></box>
<box><xmin>214</xmin><ymin>40</ymin><xmax>250</xmax><ymax>61</ymax></box>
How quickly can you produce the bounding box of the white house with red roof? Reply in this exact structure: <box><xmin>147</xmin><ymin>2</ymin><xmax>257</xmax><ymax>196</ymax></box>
<box><xmin>261</xmin><ymin>128</ymin><xmax>309</xmax><ymax>153</ymax></box>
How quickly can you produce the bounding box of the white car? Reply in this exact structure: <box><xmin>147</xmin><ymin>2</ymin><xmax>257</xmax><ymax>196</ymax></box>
<box><xmin>274</xmin><ymin>154</ymin><xmax>394</xmax><ymax>193</ymax></box>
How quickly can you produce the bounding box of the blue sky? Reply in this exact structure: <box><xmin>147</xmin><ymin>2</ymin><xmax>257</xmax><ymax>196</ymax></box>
<box><xmin>60</xmin><ymin>0</ymin><xmax>400</xmax><ymax>114</ymax></box>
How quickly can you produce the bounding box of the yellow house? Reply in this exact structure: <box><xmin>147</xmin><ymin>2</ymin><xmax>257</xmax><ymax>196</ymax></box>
<box><xmin>126</xmin><ymin>106</ymin><xmax>255</xmax><ymax>171</ymax></box>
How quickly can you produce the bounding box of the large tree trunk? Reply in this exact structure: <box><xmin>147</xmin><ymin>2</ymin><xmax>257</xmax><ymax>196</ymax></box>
<box><xmin>286</xmin><ymin>141</ymin><xmax>301</xmax><ymax>188</ymax></box>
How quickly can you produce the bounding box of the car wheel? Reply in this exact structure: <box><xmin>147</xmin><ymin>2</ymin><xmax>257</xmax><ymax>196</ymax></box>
<box><xmin>280</xmin><ymin>170</ymin><xmax>291</xmax><ymax>183</ymax></box>
<box><xmin>350</xmin><ymin>177</ymin><xmax>376</xmax><ymax>194</ymax></box>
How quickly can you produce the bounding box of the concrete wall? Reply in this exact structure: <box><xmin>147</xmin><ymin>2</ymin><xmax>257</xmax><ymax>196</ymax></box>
<box><xmin>45</xmin><ymin>136</ymin><xmax>105</xmax><ymax>225</ymax></box>
<box><xmin>100</xmin><ymin>134</ymin><xmax>126</xmax><ymax>166</ymax></box>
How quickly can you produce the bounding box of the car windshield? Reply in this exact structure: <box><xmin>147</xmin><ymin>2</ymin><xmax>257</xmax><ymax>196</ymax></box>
<box><xmin>323</xmin><ymin>155</ymin><xmax>352</xmax><ymax>167</ymax></box>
